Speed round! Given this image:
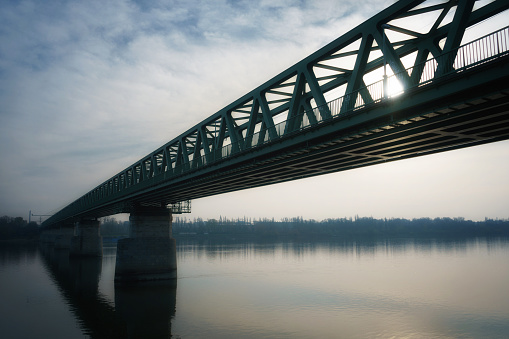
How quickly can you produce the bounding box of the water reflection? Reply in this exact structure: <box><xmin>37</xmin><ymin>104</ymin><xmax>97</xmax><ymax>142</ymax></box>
<box><xmin>175</xmin><ymin>236</ymin><xmax>497</xmax><ymax>259</ymax></box>
<box><xmin>115</xmin><ymin>284</ymin><xmax>176</xmax><ymax>338</ymax></box>
<box><xmin>174</xmin><ymin>236</ymin><xmax>509</xmax><ymax>338</ymax></box>
<box><xmin>38</xmin><ymin>245</ymin><xmax>176</xmax><ymax>339</ymax></box>
<box><xmin>3</xmin><ymin>236</ymin><xmax>508</xmax><ymax>338</ymax></box>
<box><xmin>0</xmin><ymin>243</ymin><xmax>38</xmax><ymax>266</ymax></box>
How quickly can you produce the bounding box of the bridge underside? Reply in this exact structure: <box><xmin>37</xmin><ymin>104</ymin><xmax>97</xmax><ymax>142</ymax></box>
<box><xmin>124</xmin><ymin>60</ymin><xmax>509</xmax><ymax>207</ymax></box>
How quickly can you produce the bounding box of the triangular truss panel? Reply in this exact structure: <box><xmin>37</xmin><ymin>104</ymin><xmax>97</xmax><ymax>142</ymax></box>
<box><xmin>264</xmin><ymin>75</ymin><xmax>297</xmax><ymax>111</ymax></box>
<box><xmin>312</xmin><ymin>38</ymin><xmax>361</xmax><ymax>89</ymax></box>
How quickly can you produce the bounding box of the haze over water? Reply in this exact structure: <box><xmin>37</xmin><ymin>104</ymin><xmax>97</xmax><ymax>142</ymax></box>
<box><xmin>1</xmin><ymin>236</ymin><xmax>508</xmax><ymax>338</ymax></box>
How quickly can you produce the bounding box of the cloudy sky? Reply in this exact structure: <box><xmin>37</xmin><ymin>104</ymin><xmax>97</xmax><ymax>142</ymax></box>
<box><xmin>1</xmin><ymin>0</ymin><xmax>508</xmax><ymax>222</ymax></box>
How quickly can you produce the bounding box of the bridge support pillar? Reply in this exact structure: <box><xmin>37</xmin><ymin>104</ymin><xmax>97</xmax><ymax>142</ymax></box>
<box><xmin>54</xmin><ymin>225</ymin><xmax>76</xmax><ymax>250</ymax></box>
<box><xmin>40</xmin><ymin>229</ymin><xmax>58</xmax><ymax>244</ymax></box>
<box><xmin>115</xmin><ymin>207</ymin><xmax>176</xmax><ymax>284</ymax></box>
<box><xmin>70</xmin><ymin>219</ymin><xmax>103</xmax><ymax>257</ymax></box>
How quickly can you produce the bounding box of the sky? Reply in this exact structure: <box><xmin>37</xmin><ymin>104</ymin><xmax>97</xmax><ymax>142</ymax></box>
<box><xmin>1</xmin><ymin>0</ymin><xmax>508</xmax><ymax>223</ymax></box>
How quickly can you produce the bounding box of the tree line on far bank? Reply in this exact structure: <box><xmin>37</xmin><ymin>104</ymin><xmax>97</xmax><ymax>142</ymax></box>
<box><xmin>0</xmin><ymin>216</ymin><xmax>129</xmax><ymax>240</ymax></box>
<box><xmin>2</xmin><ymin>215</ymin><xmax>509</xmax><ymax>240</ymax></box>
<box><xmin>172</xmin><ymin>216</ymin><xmax>509</xmax><ymax>238</ymax></box>
<box><xmin>0</xmin><ymin>216</ymin><xmax>39</xmax><ymax>240</ymax></box>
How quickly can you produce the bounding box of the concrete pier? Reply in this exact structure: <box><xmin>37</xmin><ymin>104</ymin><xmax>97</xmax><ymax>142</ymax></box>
<box><xmin>70</xmin><ymin>219</ymin><xmax>103</xmax><ymax>257</ymax></box>
<box><xmin>54</xmin><ymin>226</ymin><xmax>76</xmax><ymax>250</ymax></box>
<box><xmin>115</xmin><ymin>207</ymin><xmax>177</xmax><ymax>283</ymax></box>
<box><xmin>40</xmin><ymin>229</ymin><xmax>59</xmax><ymax>244</ymax></box>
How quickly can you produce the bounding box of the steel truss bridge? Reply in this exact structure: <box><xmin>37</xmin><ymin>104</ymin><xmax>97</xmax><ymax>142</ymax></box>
<box><xmin>43</xmin><ymin>0</ymin><xmax>509</xmax><ymax>227</ymax></box>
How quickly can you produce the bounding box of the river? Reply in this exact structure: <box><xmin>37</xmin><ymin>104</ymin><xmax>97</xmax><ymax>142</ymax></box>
<box><xmin>1</xmin><ymin>236</ymin><xmax>508</xmax><ymax>338</ymax></box>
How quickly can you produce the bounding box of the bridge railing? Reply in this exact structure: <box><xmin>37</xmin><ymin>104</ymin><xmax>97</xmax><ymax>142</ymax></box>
<box><xmin>171</xmin><ymin>25</ymin><xmax>509</xmax><ymax>177</ymax></box>
<box><xmin>220</xmin><ymin>25</ymin><xmax>509</xmax><ymax>153</ymax></box>
<box><xmin>45</xmin><ymin>25</ymin><xmax>509</xmax><ymax>225</ymax></box>
<box><xmin>289</xmin><ymin>25</ymin><xmax>509</xmax><ymax>130</ymax></box>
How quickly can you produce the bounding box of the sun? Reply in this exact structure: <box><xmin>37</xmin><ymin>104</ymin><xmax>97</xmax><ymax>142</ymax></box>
<box><xmin>385</xmin><ymin>75</ymin><xmax>404</xmax><ymax>98</ymax></box>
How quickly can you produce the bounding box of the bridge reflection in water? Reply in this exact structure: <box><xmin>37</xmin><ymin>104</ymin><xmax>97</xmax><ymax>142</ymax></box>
<box><xmin>39</xmin><ymin>244</ymin><xmax>176</xmax><ymax>339</ymax></box>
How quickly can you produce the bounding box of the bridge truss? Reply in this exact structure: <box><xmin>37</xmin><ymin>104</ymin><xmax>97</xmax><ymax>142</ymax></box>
<box><xmin>44</xmin><ymin>0</ymin><xmax>509</xmax><ymax>227</ymax></box>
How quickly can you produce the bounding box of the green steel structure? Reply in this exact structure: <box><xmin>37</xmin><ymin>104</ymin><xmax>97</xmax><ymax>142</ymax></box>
<box><xmin>43</xmin><ymin>0</ymin><xmax>509</xmax><ymax>227</ymax></box>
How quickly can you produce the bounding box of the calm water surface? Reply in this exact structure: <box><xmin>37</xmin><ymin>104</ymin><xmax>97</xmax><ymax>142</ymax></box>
<box><xmin>1</xmin><ymin>237</ymin><xmax>508</xmax><ymax>338</ymax></box>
